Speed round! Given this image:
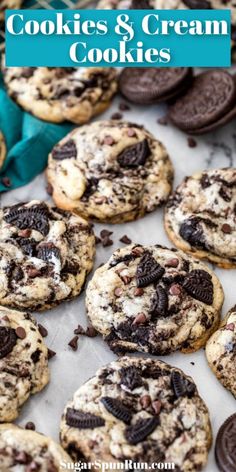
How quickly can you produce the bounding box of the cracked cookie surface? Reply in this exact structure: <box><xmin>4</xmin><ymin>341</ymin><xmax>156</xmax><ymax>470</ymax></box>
<box><xmin>0</xmin><ymin>307</ymin><xmax>49</xmax><ymax>422</ymax></box>
<box><xmin>2</xmin><ymin>67</ymin><xmax>117</xmax><ymax>124</ymax></box>
<box><xmin>47</xmin><ymin>120</ymin><xmax>173</xmax><ymax>223</ymax></box>
<box><xmin>0</xmin><ymin>424</ymin><xmax>71</xmax><ymax>471</ymax></box>
<box><xmin>0</xmin><ymin>200</ymin><xmax>95</xmax><ymax>311</ymax></box>
<box><xmin>164</xmin><ymin>168</ymin><xmax>236</xmax><ymax>268</ymax></box>
<box><xmin>206</xmin><ymin>306</ymin><xmax>236</xmax><ymax>398</ymax></box>
<box><xmin>86</xmin><ymin>244</ymin><xmax>223</xmax><ymax>355</ymax></box>
<box><xmin>60</xmin><ymin>356</ymin><xmax>212</xmax><ymax>472</ymax></box>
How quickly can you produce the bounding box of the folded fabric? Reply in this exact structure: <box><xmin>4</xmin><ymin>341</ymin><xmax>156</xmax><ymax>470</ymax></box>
<box><xmin>0</xmin><ymin>73</ymin><xmax>74</xmax><ymax>193</ymax></box>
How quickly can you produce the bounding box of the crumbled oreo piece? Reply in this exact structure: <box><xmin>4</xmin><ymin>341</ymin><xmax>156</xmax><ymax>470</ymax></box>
<box><xmin>101</xmin><ymin>397</ymin><xmax>132</xmax><ymax>424</ymax></box>
<box><xmin>183</xmin><ymin>270</ymin><xmax>213</xmax><ymax>305</ymax></box>
<box><xmin>125</xmin><ymin>417</ymin><xmax>159</xmax><ymax>445</ymax></box>
<box><xmin>136</xmin><ymin>253</ymin><xmax>165</xmax><ymax>287</ymax></box>
<box><xmin>52</xmin><ymin>139</ymin><xmax>77</xmax><ymax>160</ymax></box>
<box><xmin>66</xmin><ymin>408</ymin><xmax>105</xmax><ymax>429</ymax></box>
<box><xmin>117</xmin><ymin>140</ymin><xmax>150</xmax><ymax>168</ymax></box>
<box><xmin>0</xmin><ymin>327</ymin><xmax>17</xmax><ymax>359</ymax></box>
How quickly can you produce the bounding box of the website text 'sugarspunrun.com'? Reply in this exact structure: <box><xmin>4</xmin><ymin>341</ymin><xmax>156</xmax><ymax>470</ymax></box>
<box><xmin>60</xmin><ymin>460</ymin><xmax>176</xmax><ymax>471</ymax></box>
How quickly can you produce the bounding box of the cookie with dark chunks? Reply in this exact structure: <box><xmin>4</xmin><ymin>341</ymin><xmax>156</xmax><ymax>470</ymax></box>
<box><xmin>2</xmin><ymin>65</ymin><xmax>117</xmax><ymax>124</ymax></box>
<box><xmin>86</xmin><ymin>244</ymin><xmax>223</xmax><ymax>355</ymax></box>
<box><xmin>0</xmin><ymin>200</ymin><xmax>95</xmax><ymax>311</ymax></box>
<box><xmin>206</xmin><ymin>306</ymin><xmax>236</xmax><ymax>399</ymax></box>
<box><xmin>0</xmin><ymin>307</ymin><xmax>49</xmax><ymax>422</ymax></box>
<box><xmin>169</xmin><ymin>71</ymin><xmax>236</xmax><ymax>133</ymax></box>
<box><xmin>119</xmin><ymin>68</ymin><xmax>192</xmax><ymax>105</ymax></box>
<box><xmin>215</xmin><ymin>414</ymin><xmax>236</xmax><ymax>472</ymax></box>
<box><xmin>0</xmin><ymin>424</ymin><xmax>71</xmax><ymax>471</ymax></box>
<box><xmin>60</xmin><ymin>357</ymin><xmax>212</xmax><ymax>471</ymax></box>
<box><xmin>165</xmin><ymin>168</ymin><xmax>236</xmax><ymax>268</ymax></box>
<box><xmin>0</xmin><ymin>0</ymin><xmax>23</xmax><ymax>22</ymax></box>
<box><xmin>47</xmin><ymin>120</ymin><xmax>173</xmax><ymax>223</ymax></box>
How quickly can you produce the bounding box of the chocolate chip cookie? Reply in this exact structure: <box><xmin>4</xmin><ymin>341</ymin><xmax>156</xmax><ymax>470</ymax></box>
<box><xmin>0</xmin><ymin>131</ymin><xmax>6</xmax><ymax>169</ymax></box>
<box><xmin>47</xmin><ymin>120</ymin><xmax>173</xmax><ymax>223</ymax></box>
<box><xmin>0</xmin><ymin>424</ymin><xmax>71</xmax><ymax>470</ymax></box>
<box><xmin>165</xmin><ymin>168</ymin><xmax>236</xmax><ymax>268</ymax></box>
<box><xmin>60</xmin><ymin>356</ymin><xmax>212</xmax><ymax>471</ymax></box>
<box><xmin>206</xmin><ymin>306</ymin><xmax>236</xmax><ymax>399</ymax></box>
<box><xmin>169</xmin><ymin>71</ymin><xmax>236</xmax><ymax>135</ymax></box>
<box><xmin>119</xmin><ymin>68</ymin><xmax>192</xmax><ymax>105</ymax></box>
<box><xmin>86</xmin><ymin>244</ymin><xmax>223</xmax><ymax>355</ymax></box>
<box><xmin>2</xmin><ymin>66</ymin><xmax>117</xmax><ymax>124</ymax></box>
<box><xmin>0</xmin><ymin>200</ymin><xmax>95</xmax><ymax>311</ymax></box>
<box><xmin>0</xmin><ymin>0</ymin><xmax>23</xmax><ymax>22</ymax></box>
<box><xmin>0</xmin><ymin>307</ymin><xmax>49</xmax><ymax>422</ymax></box>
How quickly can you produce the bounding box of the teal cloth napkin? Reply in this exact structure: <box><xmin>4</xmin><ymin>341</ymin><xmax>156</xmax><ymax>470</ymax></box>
<box><xmin>0</xmin><ymin>74</ymin><xmax>74</xmax><ymax>193</ymax></box>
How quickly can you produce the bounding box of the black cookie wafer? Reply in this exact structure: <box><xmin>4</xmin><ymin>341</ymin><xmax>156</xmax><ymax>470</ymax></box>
<box><xmin>169</xmin><ymin>70</ymin><xmax>236</xmax><ymax>132</ymax></box>
<box><xmin>215</xmin><ymin>413</ymin><xmax>236</xmax><ymax>472</ymax></box>
<box><xmin>119</xmin><ymin>67</ymin><xmax>192</xmax><ymax>105</ymax></box>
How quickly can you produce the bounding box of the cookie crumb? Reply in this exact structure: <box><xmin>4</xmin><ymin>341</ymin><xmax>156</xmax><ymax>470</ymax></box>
<box><xmin>190</xmin><ymin>362</ymin><xmax>195</xmax><ymax>366</ymax></box>
<box><xmin>187</xmin><ymin>137</ymin><xmax>197</xmax><ymax>148</ymax></box>
<box><xmin>38</xmin><ymin>324</ymin><xmax>48</xmax><ymax>338</ymax></box>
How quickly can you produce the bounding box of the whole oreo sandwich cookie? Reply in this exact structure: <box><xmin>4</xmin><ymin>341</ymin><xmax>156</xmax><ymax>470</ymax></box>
<box><xmin>47</xmin><ymin>120</ymin><xmax>173</xmax><ymax>223</ymax></box>
<box><xmin>119</xmin><ymin>67</ymin><xmax>192</xmax><ymax>105</ymax></box>
<box><xmin>86</xmin><ymin>244</ymin><xmax>224</xmax><ymax>355</ymax></box>
<box><xmin>60</xmin><ymin>356</ymin><xmax>212</xmax><ymax>470</ymax></box>
<box><xmin>0</xmin><ymin>200</ymin><xmax>95</xmax><ymax>311</ymax></box>
<box><xmin>169</xmin><ymin>70</ymin><xmax>236</xmax><ymax>135</ymax></box>
<box><xmin>215</xmin><ymin>414</ymin><xmax>236</xmax><ymax>472</ymax></box>
<box><xmin>165</xmin><ymin>168</ymin><xmax>236</xmax><ymax>268</ymax></box>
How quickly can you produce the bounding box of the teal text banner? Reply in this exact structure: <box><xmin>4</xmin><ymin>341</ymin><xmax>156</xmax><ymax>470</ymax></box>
<box><xmin>5</xmin><ymin>9</ymin><xmax>231</xmax><ymax>67</ymax></box>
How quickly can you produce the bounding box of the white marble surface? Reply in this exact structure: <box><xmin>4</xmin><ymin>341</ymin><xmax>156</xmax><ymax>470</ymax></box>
<box><xmin>2</xmin><ymin>95</ymin><xmax>236</xmax><ymax>471</ymax></box>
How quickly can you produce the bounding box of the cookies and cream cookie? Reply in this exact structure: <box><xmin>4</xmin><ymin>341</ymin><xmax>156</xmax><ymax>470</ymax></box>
<box><xmin>47</xmin><ymin>120</ymin><xmax>173</xmax><ymax>223</ymax></box>
<box><xmin>206</xmin><ymin>306</ymin><xmax>236</xmax><ymax>398</ymax></box>
<box><xmin>165</xmin><ymin>168</ymin><xmax>236</xmax><ymax>268</ymax></box>
<box><xmin>0</xmin><ymin>200</ymin><xmax>95</xmax><ymax>311</ymax></box>
<box><xmin>0</xmin><ymin>0</ymin><xmax>23</xmax><ymax>22</ymax></box>
<box><xmin>0</xmin><ymin>424</ymin><xmax>71</xmax><ymax>471</ymax></box>
<box><xmin>86</xmin><ymin>244</ymin><xmax>224</xmax><ymax>355</ymax></box>
<box><xmin>2</xmin><ymin>66</ymin><xmax>117</xmax><ymax>124</ymax></box>
<box><xmin>0</xmin><ymin>307</ymin><xmax>49</xmax><ymax>422</ymax></box>
<box><xmin>60</xmin><ymin>357</ymin><xmax>212</xmax><ymax>471</ymax></box>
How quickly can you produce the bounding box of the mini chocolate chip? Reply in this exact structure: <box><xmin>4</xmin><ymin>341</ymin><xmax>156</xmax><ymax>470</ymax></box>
<box><xmin>25</xmin><ymin>422</ymin><xmax>36</xmax><ymax>431</ymax></box>
<box><xmin>38</xmin><ymin>324</ymin><xmax>48</xmax><ymax>338</ymax></box>
<box><xmin>132</xmin><ymin>313</ymin><xmax>147</xmax><ymax>325</ymax></box>
<box><xmin>16</xmin><ymin>327</ymin><xmax>26</xmax><ymax>339</ymax></box>
<box><xmin>18</xmin><ymin>229</ymin><xmax>31</xmax><ymax>238</ymax></box>
<box><xmin>85</xmin><ymin>326</ymin><xmax>98</xmax><ymax>338</ymax></box>
<box><xmin>187</xmin><ymin>137</ymin><xmax>197</xmax><ymax>148</ymax></box>
<box><xmin>68</xmin><ymin>336</ymin><xmax>79</xmax><ymax>351</ymax></box>
<box><xmin>134</xmin><ymin>288</ymin><xmax>144</xmax><ymax>297</ymax></box>
<box><xmin>222</xmin><ymin>224</ymin><xmax>232</xmax><ymax>234</ymax></box>
<box><xmin>120</xmin><ymin>235</ymin><xmax>132</xmax><ymax>244</ymax></box>
<box><xmin>27</xmin><ymin>268</ymin><xmax>41</xmax><ymax>278</ymax></box>
<box><xmin>46</xmin><ymin>183</ymin><xmax>53</xmax><ymax>195</ymax></box>
<box><xmin>95</xmin><ymin>236</ymin><xmax>101</xmax><ymax>245</ymax></box>
<box><xmin>140</xmin><ymin>395</ymin><xmax>151</xmax><ymax>409</ymax></box>
<box><xmin>111</xmin><ymin>112</ymin><xmax>123</xmax><ymax>120</ymax></box>
<box><xmin>169</xmin><ymin>284</ymin><xmax>182</xmax><ymax>296</ymax></box>
<box><xmin>157</xmin><ymin>116</ymin><xmax>168</xmax><ymax>126</ymax></box>
<box><xmin>1</xmin><ymin>177</ymin><xmax>11</xmax><ymax>188</ymax></box>
<box><xmin>74</xmin><ymin>324</ymin><xmax>85</xmax><ymax>335</ymax></box>
<box><xmin>226</xmin><ymin>323</ymin><xmax>235</xmax><ymax>331</ymax></box>
<box><xmin>47</xmin><ymin>348</ymin><xmax>56</xmax><ymax>360</ymax></box>
<box><xmin>100</xmin><ymin>229</ymin><xmax>113</xmax><ymax>239</ymax></box>
<box><xmin>103</xmin><ymin>135</ymin><xmax>115</xmax><ymax>146</ymax></box>
<box><xmin>152</xmin><ymin>400</ymin><xmax>162</xmax><ymax>415</ymax></box>
<box><xmin>114</xmin><ymin>287</ymin><xmax>123</xmax><ymax>297</ymax></box>
<box><xmin>102</xmin><ymin>236</ymin><xmax>113</xmax><ymax>247</ymax></box>
<box><xmin>119</xmin><ymin>102</ymin><xmax>130</xmax><ymax>111</ymax></box>
<box><xmin>165</xmin><ymin>258</ymin><xmax>179</xmax><ymax>268</ymax></box>
<box><xmin>127</xmin><ymin>128</ymin><xmax>137</xmax><ymax>137</ymax></box>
